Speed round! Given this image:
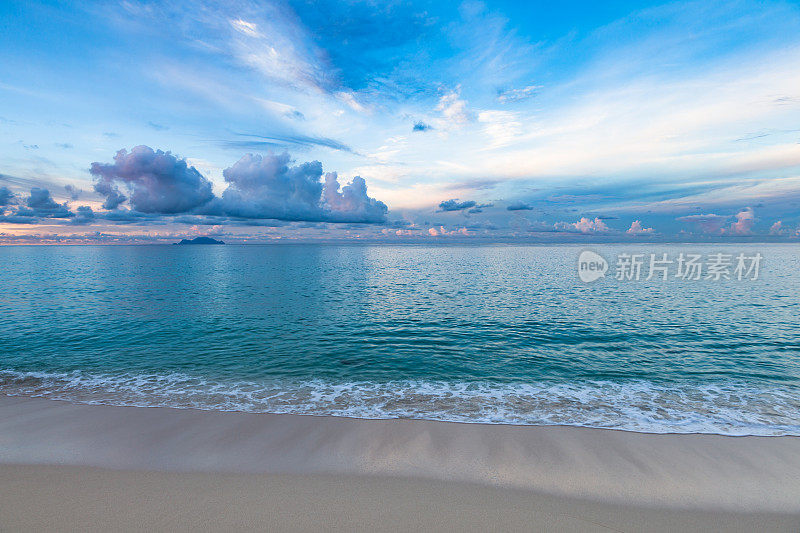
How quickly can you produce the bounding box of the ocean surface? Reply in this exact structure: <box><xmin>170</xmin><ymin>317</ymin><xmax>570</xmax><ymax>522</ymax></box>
<box><xmin>1</xmin><ymin>243</ymin><xmax>799</xmax><ymax>435</ymax></box>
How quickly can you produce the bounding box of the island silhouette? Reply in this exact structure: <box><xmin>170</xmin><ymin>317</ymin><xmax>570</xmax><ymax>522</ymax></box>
<box><xmin>174</xmin><ymin>237</ymin><xmax>225</xmax><ymax>245</ymax></box>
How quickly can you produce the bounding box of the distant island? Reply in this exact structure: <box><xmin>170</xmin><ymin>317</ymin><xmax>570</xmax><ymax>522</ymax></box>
<box><xmin>174</xmin><ymin>237</ymin><xmax>225</xmax><ymax>245</ymax></box>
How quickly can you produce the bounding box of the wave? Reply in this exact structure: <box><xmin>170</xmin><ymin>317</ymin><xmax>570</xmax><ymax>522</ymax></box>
<box><xmin>1</xmin><ymin>369</ymin><xmax>799</xmax><ymax>436</ymax></box>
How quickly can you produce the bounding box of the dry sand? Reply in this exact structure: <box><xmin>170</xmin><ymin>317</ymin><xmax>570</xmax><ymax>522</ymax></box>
<box><xmin>0</xmin><ymin>396</ymin><xmax>798</xmax><ymax>531</ymax></box>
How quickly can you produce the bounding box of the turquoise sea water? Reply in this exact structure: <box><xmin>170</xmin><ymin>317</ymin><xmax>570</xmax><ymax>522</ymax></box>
<box><xmin>1</xmin><ymin>244</ymin><xmax>799</xmax><ymax>435</ymax></box>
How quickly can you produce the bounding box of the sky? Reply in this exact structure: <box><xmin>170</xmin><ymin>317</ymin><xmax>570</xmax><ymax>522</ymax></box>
<box><xmin>1</xmin><ymin>0</ymin><xmax>799</xmax><ymax>244</ymax></box>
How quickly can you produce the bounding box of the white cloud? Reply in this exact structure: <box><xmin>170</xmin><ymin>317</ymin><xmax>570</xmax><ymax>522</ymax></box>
<box><xmin>478</xmin><ymin>110</ymin><xmax>523</xmax><ymax>148</ymax></box>
<box><xmin>229</xmin><ymin>19</ymin><xmax>262</xmax><ymax>38</ymax></box>
<box><xmin>555</xmin><ymin>217</ymin><xmax>611</xmax><ymax>234</ymax></box>
<box><xmin>626</xmin><ymin>220</ymin><xmax>655</xmax><ymax>235</ymax></box>
<box><xmin>729</xmin><ymin>207</ymin><xmax>755</xmax><ymax>235</ymax></box>
<box><xmin>769</xmin><ymin>220</ymin><xmax>786</xmax><ymax>235</ymax></box>
<box><xmin>435</xmin><ymin>89</ymin><xmax>471</xmax><ymax>128</ymax></box>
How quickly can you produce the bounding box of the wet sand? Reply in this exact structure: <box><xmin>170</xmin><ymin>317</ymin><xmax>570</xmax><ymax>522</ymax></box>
<box><xmin>0</xmin><ymin>396</ymin><xmax>798</xmax><ymax>531</ymax></box>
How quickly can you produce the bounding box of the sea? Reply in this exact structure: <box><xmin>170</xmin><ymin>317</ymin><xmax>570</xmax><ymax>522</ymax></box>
<box><xmin>1</xmin><ymin>243</ymin><xmax>798</xmax><ymax>436</ymax></box>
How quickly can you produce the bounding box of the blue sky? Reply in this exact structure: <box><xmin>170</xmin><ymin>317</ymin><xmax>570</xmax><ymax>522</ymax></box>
<box><xmin>1</xmin><ymin>0</ymin><xmax>799</xmax><ymax>243</ymax></box>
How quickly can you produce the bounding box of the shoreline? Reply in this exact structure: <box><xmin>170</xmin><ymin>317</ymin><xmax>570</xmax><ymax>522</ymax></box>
<box><xmin>2</xmin><ymin>392</ymin><xmax>796</xmax><ymax>438</ymax></box>
<box><xmin>1</xmin><ymin>396</ymin><xmax>799</xmax><ymax>512</ymax></box>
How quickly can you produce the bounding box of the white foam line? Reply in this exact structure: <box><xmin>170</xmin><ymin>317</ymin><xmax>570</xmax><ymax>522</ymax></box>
<box><xmin>1</xmin><ymin>369</ymin><xmax>799</xmax><ymax>436</ymax></box>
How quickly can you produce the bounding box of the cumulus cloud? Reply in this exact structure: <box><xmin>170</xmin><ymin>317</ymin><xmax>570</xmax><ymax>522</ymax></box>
<box><xmin>626</xmin><ymin>220</ymin><xmax>655</xmax><ymax>235</ymax></box>
<box><xmin>217</xmin><ymin>152</ymin><xmax>387</xmax><ymax>223</ymax></box>
<box><xmin>91</xmin><ymin>146</ymin><xmax>215</xmax><ymax>214</ymax></box>
<box><xmin>71</xmin><ymin>206</ymin><xmax>95</xmax><ymax>225</ymax></box>
<box><xmin>506</xmin><ymin>201</ymin><xmax>533</xmax><ymax>211</ymax></box>
<box><xmin>729</xmin><ymin>207</ymin><xmax>755</xmax><ymax>235</ymax></box>
<box><xmin>20</xmin><ymin>188</ymin><xmax>73</xmax><ymax>218</ymax></box>
<box><xmin>428</xmin><ymin>225</ymin><xmax>474</xmax><ymax>236</ymax></box>
<box><xmin>557</xmin><ymin>217</ymin><xmax>611</xmax><ymax>234</ymax></box>
<box><xmin>322</xmin><ymin>172</ymin><xmax>388</xmax><ymax>223</ymax></box>
<box><xmin>769</xmin><ymin>220</ymin><xmax>786</xmax><ymax>235</ymax></box>
<box><xmin>3</xmin><ymin>147</ymin><xmax>388</xmax><ymax>227</ymax></box>
<box><xmin>412</xmin><ymin>121</ymin><xmax>433</xmax><ymax>132</ymax></box>
<box><xmin>678</xmin><ymin>208</ymin><xmax>756</xmax><ymax>235</ymax></box>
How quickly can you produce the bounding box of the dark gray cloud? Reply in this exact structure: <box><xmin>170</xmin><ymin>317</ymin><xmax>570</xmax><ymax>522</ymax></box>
<box><xmin>71</xmin><ymin>206</ymin><xmax>95</xmax><ymax>225</ymax></box>
<box><xmin>506</xmin><ymin>201</ymin><xmax>533</xmax><ymax>211</ymax></box>
<box><xmin>0</xmin><ymin>186</ymin><xmax>16</xmax><ymax>206</ymax></box>
<box><xmin>438</xmin><ymin>199</ymin><xmax>492</xmax><ymax>212</ymax></box>
<box><xmin>0</xmin><ymin>187</ymin><xmax>76</xmax><ymax>222</ymax></box>
<box><xmin>94</xmin><ymin>179</ymin><xmax>127</xmax><ymax>210</ymax></box>
<box><xmin>91</xmin><ymin>146</ymin><xmax>215</xmax><ymax>214</ymax></box>
<box><xmin>0</xmin><ymin>215</ymin><xmax>38</xmax><ymax>224</ymax></box>
<box><xmin>65</xmin><ymin>184</ymin><xmax>81</xmax><ymax>200</ymax></box>
<box><xmin>19</xmin><ymin>188</ymin><xmax>73</xmax><ymax>218</ymax></box>
<box><xmin>439</xmin><ymin>199</ymin><xmax>477</xmax><ymax>211</ymax></box>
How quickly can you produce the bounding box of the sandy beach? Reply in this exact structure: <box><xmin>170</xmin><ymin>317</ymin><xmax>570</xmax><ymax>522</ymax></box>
<box><xmin>0</xmin><ymin>395</ymin><xmax>798</xmax><ymax>531</ymax></box>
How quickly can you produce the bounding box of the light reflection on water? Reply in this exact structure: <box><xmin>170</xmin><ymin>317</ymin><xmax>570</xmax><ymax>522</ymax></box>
<box><xmin>0</xmin><ymin>244</ymin><xmax>798</xmax><ymax>435</ymax></box>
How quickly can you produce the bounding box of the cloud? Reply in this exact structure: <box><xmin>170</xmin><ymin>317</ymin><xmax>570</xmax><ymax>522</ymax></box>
<box><xmin>21</xmin><ymin>188</ymin><xmax>73</xmax><ymax>218</ymax></box>
<box><xmin>322</xmin><ymin>172</ymin><xmax>388</xmax><ymax>223</ymax></box>
<box><xmin>216</xmin><ymin>152</ymin><xmax>387</xmax><ymax>223</ymax></box>
<box><xmin>224</xmin><ymin>132</ymin><xmax>354</xmax><ymax>153</ymax></box>
<box><xmin>438</xmin><ymin>198</ymin><xmax>476</xmax><ymax>211</ymax></box>
<box><xmin>413</xmin><ymin>121</ymin><xmax>433</xmax><ymax>132</ymax></box>
<box><xmin>729</xmin><ymin>207</ymin><xmax>755</xmax><ymax>235</ymax></box>
<box><xmin>478</xmin><ymin>110</ymin><xmax>523</xmax><ymax>148</ymax></box>
<box><xmin>496</xmin><ymin>85</ymin><xmax>541</xmax><ymax>103</ymax></box>
<box><xmin>0</xmin><ymin>186</ymin><xmax>16</xmax><ymax>206</ymax></box>
<box><xmin>93</xmin><ymin>179</ymin><xmax>127</xmax><ymax>210</ymax></box>
<box><xmin>437</xmin><ymin>198</ymin><xmax>492</xmax><ymax>212</ymax></box>
<box><xmin>769</xmin><ymin>220</ymin><xmax>786</xmax><ymax>235</ymax></box>
<box><xmin>3</xmin><ymin>147</ymin><xmax>388</xmax><ymax>227</ymax></box>
<box><xmin>147</xmin><ymin>121</ymin><xmax>169</xmax><ymax>131</ymax></box>
<box><xmin>626</xmin><ymin>220</ymin><xmax>655</xmax><ymax>235</ymax></box>
<box><xmin>427</xmin><ymin>225</ymin><xmax>474</xmax><ymax>236</ymax></box>
<box><xmin>435</xmin><ymin>89</ymin><xmax>471</xmax><ymax>127</ymax></box>
<box><xmin>443</xmin><ymin>179</ymin><xmax>501</xmax><ymax>192</ymax></box>
<box><xmin>506</xmin><ymin>201</ymin><xmax>533</xmax><ymax>211</ymax></box>
<box><xmin>0</xmin><ymin>187</ymin><xmax>76</xmax><ymax>221</ymax></box>
<box><xmin>556</xmin><ymin>217</ymin><xmax>611</xmax><ymax>234</ymax></box>
<box><xmin>71</xmin><ymin>206</ymin><xmax>95</xmax><ymax>225</ymax></box>
<box><xmin>677</xmin><ymin>213</ymin><xmax>728</xmax><ymax>234</ymax></box>
<box><xmin>90</xmin><ymin>146</ymin><xmax>215</xmax><ymax>214</ymax></box>
<box><xmin>64</xmin><ymin>184</ymin><xmax>81</xmax><ymax>200</ymax></box>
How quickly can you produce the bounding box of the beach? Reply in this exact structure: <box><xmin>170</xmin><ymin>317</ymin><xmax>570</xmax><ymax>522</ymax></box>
<box><xmin>0</xmin><ymin>396</ymin><xmax>798</xmax><ymax>531</ymax></box>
